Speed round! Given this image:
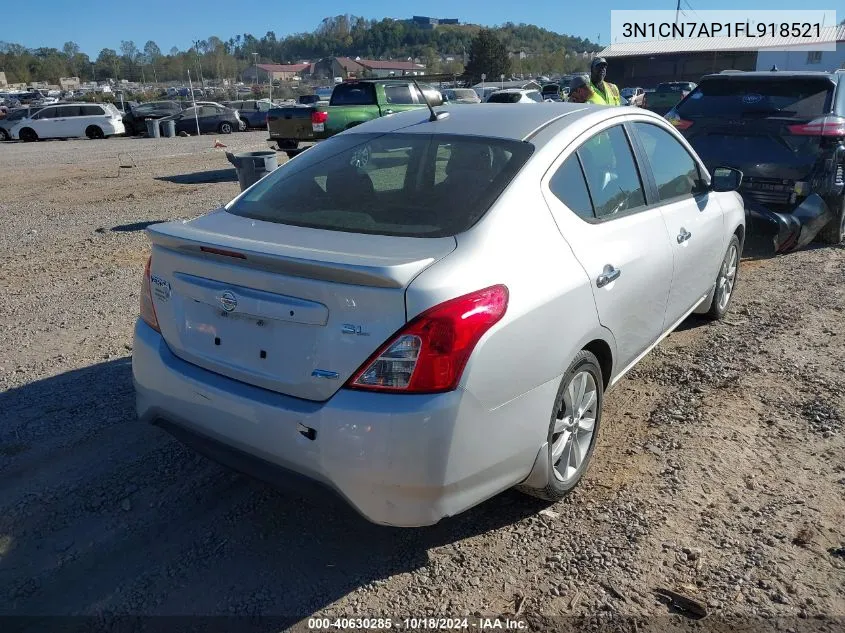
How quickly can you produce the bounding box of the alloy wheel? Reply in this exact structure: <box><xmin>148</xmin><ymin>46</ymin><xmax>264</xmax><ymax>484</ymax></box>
<box><xmin>551</xmin><ymin>370</ymin><xmax>598</xmax><ymax>484</ymax></box>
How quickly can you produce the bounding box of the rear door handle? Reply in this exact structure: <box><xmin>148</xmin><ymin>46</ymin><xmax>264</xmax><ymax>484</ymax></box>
<box><xmin>596</xmin><ymin>265</ymin><xmax>621</xmax><ymax>288</ymax></box>
<box><xmin>677</xmin><ymin>228</ymin><xmax>692</xmax><ymax>243</ymax></box>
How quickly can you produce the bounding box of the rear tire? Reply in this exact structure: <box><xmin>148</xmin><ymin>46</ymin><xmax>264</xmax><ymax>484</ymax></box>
<box><xmin>0</xmin><ymin>129</ymin><xmax>9</xmax><ymax>141</ymax></box>
<box><xmin>124</xmin><ymin>123</ymin><xmax>135</xmax><ymax>136</ymax></box>
<box><xmin>816</xmin><ymin>195</ymin><xmax>845</xmax><ymax>245</ymax></box>
<box><xmin>518</xmin><ymin>350</ymin><xmax>603</xmax><ymax>501</ymax></box>
<box><xmin>704</xmin><ymin>234</ymin><xmax>740</xmax><ymax>321</ymax></box>
<box><xmin>19</xmin><ymin>128</ymin><xmax>37</xmax><ymax>142</ymax></box>
<box><xmin>86</xmin><ymin>125</ymin><xmax>104</xmax><ymax>140</ymax></box>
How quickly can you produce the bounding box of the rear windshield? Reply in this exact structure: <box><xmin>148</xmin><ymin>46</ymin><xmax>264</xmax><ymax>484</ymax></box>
<box><xmin>676</xmin><ymin>78</ymin><xmax>834</xmax><ymax>119</ymax></box>
<box><xmin>329</xmin><ymin>83</ymin><xmax>377</xmax><ymax>106</ymax></box>
<box><xmin>227</xmin><ymin>132</ymin><xmax>534</xmax><ymax>237</ymax></box>
<box><xmin>451</xmin><ymin>89</ymin><xmax>478</xmax><ymax>100</ymax></box>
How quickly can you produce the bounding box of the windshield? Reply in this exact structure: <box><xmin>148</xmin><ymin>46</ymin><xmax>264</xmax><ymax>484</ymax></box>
<box><xmin>676</xmin><ymin>78</ymin><xmax>833</xmax><ymax>119</ymax></box>
<box><xmin>227</xmin><ymin>132</ymin><xmax>534</xmax><ymax>237</ymax></box>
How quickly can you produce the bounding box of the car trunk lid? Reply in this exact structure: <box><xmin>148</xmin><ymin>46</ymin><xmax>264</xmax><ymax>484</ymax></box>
<box><xmin>146</xmin><ymin>210</ymin><xmax>456</xmax><ymax>401</ymax></box>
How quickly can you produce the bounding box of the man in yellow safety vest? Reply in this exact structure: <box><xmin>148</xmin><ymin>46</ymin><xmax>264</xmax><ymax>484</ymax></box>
<box><xmin>585</xmin><ymin>57</ymin><xmax>621</xmax><ymax>106</ymax></box>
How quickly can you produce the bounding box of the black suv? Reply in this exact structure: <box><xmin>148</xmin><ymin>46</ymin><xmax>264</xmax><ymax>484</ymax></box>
<box><xmin>666</xmin><ymin>70</ymin><xmax>845</xmax><ymax>252</ymax></box>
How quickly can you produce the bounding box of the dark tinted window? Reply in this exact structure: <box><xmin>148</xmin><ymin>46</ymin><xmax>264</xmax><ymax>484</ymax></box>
<box><xmin>549</xmin><ymin>155</ymin><xmax>594</xmax><ymax>220</ymax></box>
<box><xmin>228</xmin><ymin>133</ymin><xmax>534</xmax><ymax>237</ymax></box>
<box><xmin>36</xmin><ymin>107</ymin><xmax>58</xmax><ymax>119</ymax></box>
<box><xmin>526</xmin><ymin>91</ymin><xmax>543</xmax><ymax>102</ymax></box>
<box><xmin>330</xmin><ymin>83</ymin><xmax>377</xmax><ymax>106</ymax></box>
<box><xmin>634</xmin><ymin>123</ymin><xmax>702</xmax><ymax>202</ymax></box>
<box><xmin>488</xmin><ymin>92</ymin><xmax>522</xmax><ymax>103</ymax></box>
<box><xmin>80</xmin><ymin>105</ymin><xmax>103</xmax><ymax>116</ymax></box>
<box><xmin>384</xmin><ymin>84</ymin><xmax>414</xmax><ymax>104</ymax></box>
<box><xmin>577</xmin><ymin>126</ymin><xmax>646</xmax><ymax>219</ymax></box>
<box><xmin>58</xmin><ymin>106</ymin><xmax>82</xmax><ymax>117</ymax></box>
<box><xmin>676</xmin><ymin>78</ymin><xmax>833</xmax><ymax>119</ymax></box>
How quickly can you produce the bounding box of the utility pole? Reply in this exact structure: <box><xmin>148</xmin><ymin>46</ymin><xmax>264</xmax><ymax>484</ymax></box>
<box><xmin>193</xmin><ymin>40</ymin><xmax>205</xmax><ymax>88</ymax></box>
<box><xmin>252</xmin><ymin>52</ymin><xmax>259</xmax><ymax>88</ymax></box>
<box><xmin>675</xmin><ymin>0</ymin><xmax>681</xmax><ymax>26</ymax></box>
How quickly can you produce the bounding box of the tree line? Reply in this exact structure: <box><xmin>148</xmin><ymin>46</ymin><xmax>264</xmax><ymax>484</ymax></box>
<box><xmin>0</xmin><ymin>16</ymin><xmax>599</xmax><ymax>85</ymax></box>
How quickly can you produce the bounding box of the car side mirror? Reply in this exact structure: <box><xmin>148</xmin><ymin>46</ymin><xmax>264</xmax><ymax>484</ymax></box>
<box><xmin>711</xmin><ymin>167</ymin><xmax>743</xmax><ymax>192</ymax></box>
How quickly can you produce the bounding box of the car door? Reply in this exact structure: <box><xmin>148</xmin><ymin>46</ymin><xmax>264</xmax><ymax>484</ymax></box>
<box><xmin>542</xmin><ymin>123</ymin><xmax>674</xmax><ymax>371</ymax></box>
<box><xmin>628</xmin><ymin>120</ymin><xmax>725</xmax><ymax>329</ymax></box>
<box><xmin>381</xmin><ymin>83</ymin><xmax>422</xmax><ymax>116</ymax></box>
<box><xmin>31</xmin><ymin>106</ymin><xmax>58</xmax><ymax>137</ymax></box>
<box><xmin>57</xmin><ymin>105</ymin><xmax>84</xmax><ymax>136</ymax></box>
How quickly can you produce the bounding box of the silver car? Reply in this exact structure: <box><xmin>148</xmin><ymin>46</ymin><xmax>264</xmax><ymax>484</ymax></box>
<box><xmin>133</xmin><ymin>103</ymin><xmax>745</xmax><ymax>527</ymax></box>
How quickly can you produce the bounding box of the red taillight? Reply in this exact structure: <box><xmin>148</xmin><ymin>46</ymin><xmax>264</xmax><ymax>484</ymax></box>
<box><xmin>787</xmin><ymin>116</ymin><xmax>845</xmax><ymax>137</ymax></box>
<box><xmin>140</xmin><ymin>255</ymin><xmax>160</xmax><ymax>332</ymax></box>
<box><xmin>311</xmin><ymin>111</ymin><xmax>328</xmax><ymax>125</ymax></box>
<box><xmin>346</xmin><ymin>285</ymin><xmax>509</xmax><ymax>394</ymax></box>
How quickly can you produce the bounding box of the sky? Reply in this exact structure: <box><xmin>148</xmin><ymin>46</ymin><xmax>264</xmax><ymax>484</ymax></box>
<box><xmin>5</xmin><ymin>0</ymin><xmax>839</xmax><ymax>57</ymax></box>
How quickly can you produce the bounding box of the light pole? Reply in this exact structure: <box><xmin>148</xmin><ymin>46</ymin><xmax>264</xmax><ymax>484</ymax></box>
<box><xmin>252</xmin><ymin>52</ymin><xmax>258</xmax><ymax>89</ymax></box>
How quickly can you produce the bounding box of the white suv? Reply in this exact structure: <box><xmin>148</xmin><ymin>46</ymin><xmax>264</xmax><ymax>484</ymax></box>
<box><xmin>11</xmin><ymin>103</ymin><xmax>125</xmax><ymax>141</ymax></box>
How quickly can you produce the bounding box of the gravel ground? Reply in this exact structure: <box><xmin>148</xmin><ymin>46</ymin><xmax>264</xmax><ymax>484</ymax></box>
<box><xmin>0</xmin><ymin>135</ymin><xmax>843</xmax><ymax>632</ymax></box>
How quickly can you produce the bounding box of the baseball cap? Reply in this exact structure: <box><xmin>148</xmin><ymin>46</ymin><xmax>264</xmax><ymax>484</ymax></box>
<box><xmin>570</xmin><ymin>75</ymin><xmax>590</xmax><ymax>91</ymax></box>
<box><xmin>591</xmin><ymin>57</ymin><xmax>608</xmax><ymax>69</ymax></box>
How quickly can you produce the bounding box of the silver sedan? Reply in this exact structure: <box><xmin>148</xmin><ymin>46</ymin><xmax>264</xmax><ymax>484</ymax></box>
<box><xmin>132</xmin><ymin>103</ymin><xmax>745</xmax><ymax>526</ymax></box>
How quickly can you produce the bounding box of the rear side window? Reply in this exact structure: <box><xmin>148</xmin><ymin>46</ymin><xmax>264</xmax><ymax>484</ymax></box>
<box><xmin>384</xmin><ymin>84</ymin><xmax>414</xmax><ymax>104</ymax></box>
<box><xmin>526</xmin><ymin>91</ymin><xmax>543</xmax><ymax>102</ymax></box>
<box><xmin>549</xmin><ymin>155</ymin><xmax>594</xmax><ymax>220</ymax></box>
<box><xmin>228</xmin><ymin>133</ymin><xmax>534</xmax><ymax>237</ymax></box>
<box><xmin>81</xmin><ymin>105</ymin><xmax>104</xmax><ymax>116</ymax></box>
<box><xmin>676</xmin><ymin>78</ymin><xmax>833</xmax><ymax>119</ymax></box>
<box><xmin>330</xmin><ymin>83</ymin><xmax>377</xmax><ymax>106</ymax></box>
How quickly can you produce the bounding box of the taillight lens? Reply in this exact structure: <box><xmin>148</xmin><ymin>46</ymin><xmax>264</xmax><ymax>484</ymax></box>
<box><xmin>787</xmin><ymin>115</ymin><xmax>845</xmax><ymax>137</ymax></box>
<box><xmin>311</xmin><ymin>111</ymin><xmax>328</xmax><ymax>125</ymax></box>
<box><xmin>140</xmin><ymin>255</ymin><xmax>160</xmax><ymax>332</ymax></box>
<box><xmin>346</xmin><ymin>285</ymin><xmax>509</xmax><ymax>394</ymax></box>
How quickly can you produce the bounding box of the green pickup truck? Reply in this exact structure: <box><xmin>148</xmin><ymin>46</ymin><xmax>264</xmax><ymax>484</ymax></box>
<box><xmin>266</xmin><ymin>79</ymin><xmax>443</xmax><ymax>157</ymax></box>
<box><xmin>642</xmin><ymin>81</ymin><xmax>697</xmax><ymax>115</ymax></box>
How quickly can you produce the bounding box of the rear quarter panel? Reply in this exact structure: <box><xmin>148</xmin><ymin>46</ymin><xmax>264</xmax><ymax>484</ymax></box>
<box><xmin>406</xmin><ymin>163</ymin><xmax>612</xmax><ymax>413</ymax></box>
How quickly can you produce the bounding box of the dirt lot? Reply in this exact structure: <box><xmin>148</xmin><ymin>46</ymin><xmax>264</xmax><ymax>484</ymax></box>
<box><xmin>0</xmin><ymin>135</ymin><xmax>843</xmax><ymax>631</ymax></box>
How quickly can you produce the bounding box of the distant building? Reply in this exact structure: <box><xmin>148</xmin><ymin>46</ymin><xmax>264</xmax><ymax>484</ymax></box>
<box><xmin>311</xmin><ymin>57</ymin><xmax>426</xmax><ymax>80</ymax></box>
<box><xmin>0</xmin><ymin>72</ymin><xmax>7</xmax><ymax>88</ymax></box>
<box><xmin>242</xmin><ymin>63</ymin><xmax>312</xmax><ymax>83</ymax></box>
<box><xmin>59</xmin><ymin>76</ymin><xmax>81</xmax><ymax>91</ymax></box>
<box><xmin>598</xmin><ymin>24</ymin><xmax>843</xmax><ymax>87</ymax></box>
<box><xmin>409</xmin><ymin>16</ymin><xmax>459</xmax><ymax>29</ymax></box>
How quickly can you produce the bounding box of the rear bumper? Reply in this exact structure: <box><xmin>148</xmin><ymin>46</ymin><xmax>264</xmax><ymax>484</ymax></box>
<box><xmin>132</xmin><ymin>320</ymin><xmax>539</xmax><ymax>526</ymax></box>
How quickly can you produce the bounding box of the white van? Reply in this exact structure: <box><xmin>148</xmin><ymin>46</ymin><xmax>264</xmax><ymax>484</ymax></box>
<box><xmin>10</xmin><ymin>103</ymin><xmax>125</xmax><ymax>141</ymax></box>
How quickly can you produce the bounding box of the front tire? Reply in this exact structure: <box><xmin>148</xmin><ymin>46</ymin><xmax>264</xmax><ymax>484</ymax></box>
<box><xmin>705</xmin><ymin>234</ymin><xmax>740</xmax><ymax>320</ymax></box>
<box><xmin>519</xmin><ymin>350</ymin><xmax>603</xmax><ymax>501</ymax></box>
<box><xmin>19</xmin><ymin>128</ymin><xmax>38</xmax><ymax>142</ymax></box>
<box><xmin>816</xmin><ymin>195</ymin><xmax>845</xmax><ymax>245</ymax></box>
<box><xmin>218</xmin><ymin>122</ymin><xmax>233</xmax><ymax>134</ymax></box>
<box><xmin>0</xmin><ymin>128</ymin><xmax>9</xmax><ymax>141</ymax></box>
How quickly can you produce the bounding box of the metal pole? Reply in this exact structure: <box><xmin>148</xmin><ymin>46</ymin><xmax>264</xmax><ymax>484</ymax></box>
<box><xmin>252</xmin><ymin>53</ymin><xmax>258</xmax><ymax>89</ymax></box>
<box><xmin>188</xmin><ymin>69</ymin><xmax>200</xmax><ymax>136</ymax></box>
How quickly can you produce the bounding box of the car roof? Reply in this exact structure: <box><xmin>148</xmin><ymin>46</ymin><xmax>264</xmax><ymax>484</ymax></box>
<box><xmin>343</xmin><ymin>102</ymin><xmax>596</xmax><ymax>144</ymax></box>
<box><xmin>701</xmin><ymin>70</ymin><xmax>839</xmax><ymax>80</ymax></box>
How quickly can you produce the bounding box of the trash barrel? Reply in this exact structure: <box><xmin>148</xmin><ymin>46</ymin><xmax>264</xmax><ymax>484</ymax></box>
<box><xmin>161</xmin><ymin>120</ymin><xmax>176</xmax><ymax>138</ymax></box>
<box><xmin>145</xmin><ymin>118</ymin><xmax>160</xmax><ymax>138</ymax></box>
<box><xmin>225</xmin><ymin>150</ymin><xmax>279</xmax><ymax>191</ymax></box>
